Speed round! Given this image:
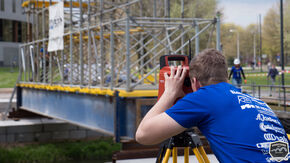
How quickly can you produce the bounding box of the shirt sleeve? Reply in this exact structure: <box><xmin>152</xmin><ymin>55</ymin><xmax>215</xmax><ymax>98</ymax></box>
<box><xmin>240</xmin><ymin>67</ymin><xmax>246</xmax><ymax>79</ymax></box>
<box><xmin>229</xmin><ymin>67</ymin><xmax>234</xmax><ymax>79</ymax></box>
<box><xmin>165</xmin><ymin>94</ymin><xmax>210</xmax><ymax>129</ymax></box>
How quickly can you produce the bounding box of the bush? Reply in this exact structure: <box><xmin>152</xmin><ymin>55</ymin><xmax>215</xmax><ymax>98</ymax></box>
<box><xmin>0</xmin><ymin>139</ymin><xmax>120</xmax><ymax>163</ymax></box>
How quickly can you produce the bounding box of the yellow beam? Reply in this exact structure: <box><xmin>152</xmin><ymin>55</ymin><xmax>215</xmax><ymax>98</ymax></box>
<box><xmin>73</xmin><ymin>28</ymin><xmax>144</xmax><ymax>41</ymax></box>
<box><xmin>17</xmin><ymin>83</ymin><xmax>158</xmax><ymax>98</ymax></box>
<box><xmin>22</xmin><ymin>0</ymin><xmax>88</xmax><ymax>8</ymax></box>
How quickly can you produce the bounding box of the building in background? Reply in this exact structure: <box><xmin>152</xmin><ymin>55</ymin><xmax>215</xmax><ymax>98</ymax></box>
<box><xmin>0</xmin><ymin>0</ymin><xmax>28</xmax><ymax>67</ymax></box>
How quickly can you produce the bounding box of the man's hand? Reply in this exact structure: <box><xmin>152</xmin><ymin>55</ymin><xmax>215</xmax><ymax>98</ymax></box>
<box><xmin>164</xmin><ymin>66</ymin><xmax>187</xmax><ymax>99</ymax></box>
<box><xmin>135</xmin><ymin>65</ymin><xmax>187</xmax><ymax>145</ymax></box>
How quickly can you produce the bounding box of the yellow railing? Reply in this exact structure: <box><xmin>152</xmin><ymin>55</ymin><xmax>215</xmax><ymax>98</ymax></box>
<box><xmin>17</xmin><ymin>83</ymin><xmax>158</xmax><ymax>98</ymax></box>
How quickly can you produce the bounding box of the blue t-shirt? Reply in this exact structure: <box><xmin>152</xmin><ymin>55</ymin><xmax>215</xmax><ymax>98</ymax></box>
<box><xmin>166</xmin><ymin>82</ymin><xmax>290</xmax><ymax>162</ymax></box>
<box><xmin>231</xmin><ymin>66</ymin><xmax>243</xmax><ymax>79</ymax></box>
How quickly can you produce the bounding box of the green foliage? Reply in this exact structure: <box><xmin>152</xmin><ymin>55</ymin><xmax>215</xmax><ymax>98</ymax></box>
<box><xmin>263</xmin><ymin>6</ymin><xmax>280</xmax><ymax>62</ymax></box>
<box><xmin>0</xmin><ymin>67</ymin><xmax>19</xmax><ymax>88</ymax></box>
<box><xmin>0</xmin><ymin>139</ymin><xmax>121</xmax><ymax>163</ymax></box>
<box><xmin>284</xmin><ymin>0</ymin><xmax>290</xmax><ymax>62</ymax></box>
<box><xmin>169</xmin><ymin>0</ymin><xmax>218</xmax><ymax>51</ymax></box>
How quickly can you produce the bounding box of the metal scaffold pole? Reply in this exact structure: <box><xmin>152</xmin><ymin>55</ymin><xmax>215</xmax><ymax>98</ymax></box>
<box><xmin>36</xmin><ymin>3</ymin><xmax>40</xmax><ymax>82</ymax></box>
<box><xmin>216</xmin><ymin>12</ymin><xmax>221</xmax><ymax>52</ymax></box>
<box><xmin>125</xmin><ymin>9</ymin><xmax>131</xmax><ymax>91</ymax></box>
<box><xmin>139</xmin><ymin>1</ymin><xmax>144</xmax><ymax>84</ymax></box>
<box><xmin>153</xmin><ymin>0</ymin><xmax>157</xmax><ymax>85</ymax></box>
<box><xmin>19</xmin><ymin>0</ymin><xmax>218</xmax><ymax>91</ymax></box>
<box><xmin>110</xmin><ymin>18</ymin><xmax>115</xmax><ymax>89</ymax></box>
<box><xmin>195</xmin><ymin>21</ymin><xmax>199</xmax><ymax>55</ymax></box>
<box><xmin>88</xmin><ymin>0</ymin><xmax>92</xmax><ymax>86</ymax></box>
<box><xmin>100</xmin><ymin>0</ymin><xmax>104</xmax><ymax>88</ymax></box>
<box><xmin>42</xmin><ymin>0</ymin><xmax>46</xmax><ymax>83</ymax></box>
<box><xmin>181</xmin><ymin>0</ymin><xmax>185</xmax><ymax>55</ymax></box>
<box><xmin>69</xmin><ymin>0</ymin><xmax>73</xmax><ymax>85</ymax></box>
<box><xmin>49</xmin><ymin>0</ymin><xmax>53</xmax><ymax>85</ymax></box>
<box><xmin>79</xmin><ymin>0</ymin><xmax>84</xmax><ymax>85</ymax></box>
<box><xmin>280</xmin><ymin>0</ymin><xmax>286</xmax><ymax>111</ymax></box>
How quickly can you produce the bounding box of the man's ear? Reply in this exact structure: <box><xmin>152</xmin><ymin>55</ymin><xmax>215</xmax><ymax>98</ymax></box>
<box><xmin>195</xmin><ymin>78</ymin><xmax>201</xmax><ymax>90</ymax></box>
<box><xmin>190</xmin><ymin>78</ymin><xmax>194</xmax><ymax>89</ymax></box>
<box><xmin>190</xmin><ymin>78</ymin><xmax>197</xmax><ymax>92</ymax></box>
<box><xmin>191</xmin><ymin>77</ymin><xmax>201</xmax><ymax>91</ymax></box>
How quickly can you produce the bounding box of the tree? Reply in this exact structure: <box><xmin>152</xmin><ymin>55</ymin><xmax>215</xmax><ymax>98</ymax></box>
<box><xmin>284</xmin><ymin>0</ymin><xmax>290</xmax><ymax>64</ymax></box>
<box><xmin>170</xmin><ymin>0</ymin><xmax>218</xmax><ymax>51</ymax></box>
<box><xmin>263</xmin><ymin>5</ymin><xmax>280</xmax><ymax>64</ymax></box>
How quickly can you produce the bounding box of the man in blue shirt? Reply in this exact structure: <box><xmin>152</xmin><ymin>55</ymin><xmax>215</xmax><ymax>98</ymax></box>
<box><xmin>136</xmin><ymin>49</ymin><xmax>289</xmax><ymax>162</ymax></box>
<box><xmin>229</xmin><ymin>59</ymin><xmax>247</xmax><ymax>88</ymax></box>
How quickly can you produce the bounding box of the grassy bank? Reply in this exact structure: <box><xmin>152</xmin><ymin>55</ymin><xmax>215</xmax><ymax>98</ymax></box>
<box><xmin>228</xmin><ymin>72</ymin><xmax>290</xmax><ymax>86</ymax></box>
<box><xmin>0</xmin><ymin>138</ymin><xmax>120</xmax><ymax>163</ymax></box>
<box><xmin>0</xmin><ymin>67</ymin><xmax>19</xmax><ymax>88</ymax></box>
<box><xmin>246</xmin><ymin>72</ymin><xmax>290</xmax><ymax>85</ymax></box>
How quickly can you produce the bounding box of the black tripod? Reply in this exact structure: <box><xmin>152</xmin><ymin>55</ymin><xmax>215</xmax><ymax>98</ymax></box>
<box><xmin>156</xmin><ymin>129</ymin><xmax>210</xmax><ymax>163</ymax></box>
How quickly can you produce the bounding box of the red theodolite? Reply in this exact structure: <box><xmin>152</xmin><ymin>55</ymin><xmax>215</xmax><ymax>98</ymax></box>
<box><xmin>157</xmin><ymin>55</ymin><xmax>193</xmax><ymax>101</ymax></box>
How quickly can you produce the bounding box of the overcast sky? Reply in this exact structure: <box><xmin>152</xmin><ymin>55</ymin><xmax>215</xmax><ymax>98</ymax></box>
<box><xmin>218</xmin><ymin>0</ymin><xmax>279</xmax><ymax>27</ymax></box>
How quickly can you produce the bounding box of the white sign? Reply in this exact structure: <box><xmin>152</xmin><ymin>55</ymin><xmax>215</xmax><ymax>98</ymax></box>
<box><xmin>48</xmin><ymin>2</ymin><xmax>64</xmax><ymax>52</ymax></box>
<box><xmin>262</xmin><ymin>54</ymin><xmax>267</xmax><ymax>59</ymax></box>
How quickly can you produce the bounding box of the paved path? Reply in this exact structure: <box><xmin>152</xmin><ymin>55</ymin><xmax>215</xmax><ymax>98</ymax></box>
<box><xmin>0</xmin><ymin>88</ymin><xmax>15</xmax><ymax>115</ymax></box>
<box><xmin>0</xmin><ymin>88</ymin><xmax>15</xmax><ymax>103</ymax></box>
<box><xmin>114</xmin><ymin>154</ymin><xmax>219</xmax><ymax>163</ymax></box>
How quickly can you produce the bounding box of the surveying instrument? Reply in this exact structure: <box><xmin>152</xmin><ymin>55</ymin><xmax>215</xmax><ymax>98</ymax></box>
<box><xmin>156</xmin><ymin>43</ymin><xmax>210</xmax><ymax>162</ymax></box>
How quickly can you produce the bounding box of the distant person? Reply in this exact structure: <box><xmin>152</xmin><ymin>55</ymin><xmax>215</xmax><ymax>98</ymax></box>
<box><xmin>250</xmin><ymin>61</ymin><xmax>255</xmax><ymax>70</ymax></box>
<box><xmin>268</xmin><ymin>64</ymin><xmax>279</xmax><ymax>96</ymax></box>
<box><xmin>228</xmin><ymin>59</ymin><xmax>246</xmax><ymax>88</ymax></box>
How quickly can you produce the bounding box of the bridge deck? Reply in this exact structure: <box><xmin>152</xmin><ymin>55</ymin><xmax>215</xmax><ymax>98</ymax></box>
<box><xmin>16</xmin><ymin>83</ymin><xmax>289</xmax><ymax>141</ymax></box>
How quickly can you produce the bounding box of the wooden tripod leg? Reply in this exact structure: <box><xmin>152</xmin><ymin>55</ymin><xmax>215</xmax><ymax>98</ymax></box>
<box><xmin>184</xmin><ymin>147</ymin><xmax>189</xmax><ymax>163</ymax></box>
<box><xmin>162</xmin><ymin>148</ymin><xmax>172</xmax><ymax>163</ymax></box>
<box><xmin>172</xmin><ymin>147</ymin><xmax>177</xmax><ymax>163</ymax></box>
<box><xmin>198</xmin><ymin>146</ymin><xmax>210</xmax><ymax>163</ymax></box>
<box><xmin>193</xmin><ymin>148</ymin><xmax>205</xmax><ymax>163</ymax></box>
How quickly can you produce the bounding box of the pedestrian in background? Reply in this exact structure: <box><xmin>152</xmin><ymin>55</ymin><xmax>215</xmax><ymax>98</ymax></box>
<box><xmin>228</xmin><ymin>59</ymin><xmax>247</xmax><ymax>89</ymax></box>
<box><xmin>267</xmin><ymin>64</ymin><xmax>279</xmax><ymax>96</ymax></box>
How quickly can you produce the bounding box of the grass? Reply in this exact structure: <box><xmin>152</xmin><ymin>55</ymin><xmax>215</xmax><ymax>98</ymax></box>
<box><xmin>229</xmin><ymin>71</ymin><xmax>290</xmax><ymax>86</ymax></box>
<box><xmin>0</xmin><ymin>67</ymin><xmax>19</xmax><ymax>88</ymax></box>
<box><xmin>0</xmin><ymin>138</ymin><xmax>121</xmax><ymax>163</ymax></box>
<box><xmin>0</xmin><ymin>67</ymin><xmax>289</xmax><ymax>88</ymax></box>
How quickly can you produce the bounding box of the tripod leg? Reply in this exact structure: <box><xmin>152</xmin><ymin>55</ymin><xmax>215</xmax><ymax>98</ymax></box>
<box><xmin>184</xmin><ymin>147</ymin><xmax>189</xmax><ymax>163</ymax></box>
<box><xmin>162</xmin><ymin>149</ymin><xmax>172</xmax><ymax>163</ymax></box>
<box><xmin>193</xmin><ymin>148</ymin><xmax>205</xmax><ymax>163</ymax></box>
<box><xmin>156</xmin><ymin>145</ymin><xmax>167</xmax><ymax>163</ymax></box>
<box><xmin>172</xmin><ymin>147</ymin><xmax>177</xmax><ymax>163</ymax></box>
<box><xmin>198</xmin><ymin>146</ymin><xmax>210</xmax><ymax>163</ymax></box>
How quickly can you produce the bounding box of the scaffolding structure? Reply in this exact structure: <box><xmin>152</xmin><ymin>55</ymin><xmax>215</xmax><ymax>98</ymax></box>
<box><xmin>19</xmin><ymin>0</ymin><xmax>221</xmax><ymax>92</ymax></box>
